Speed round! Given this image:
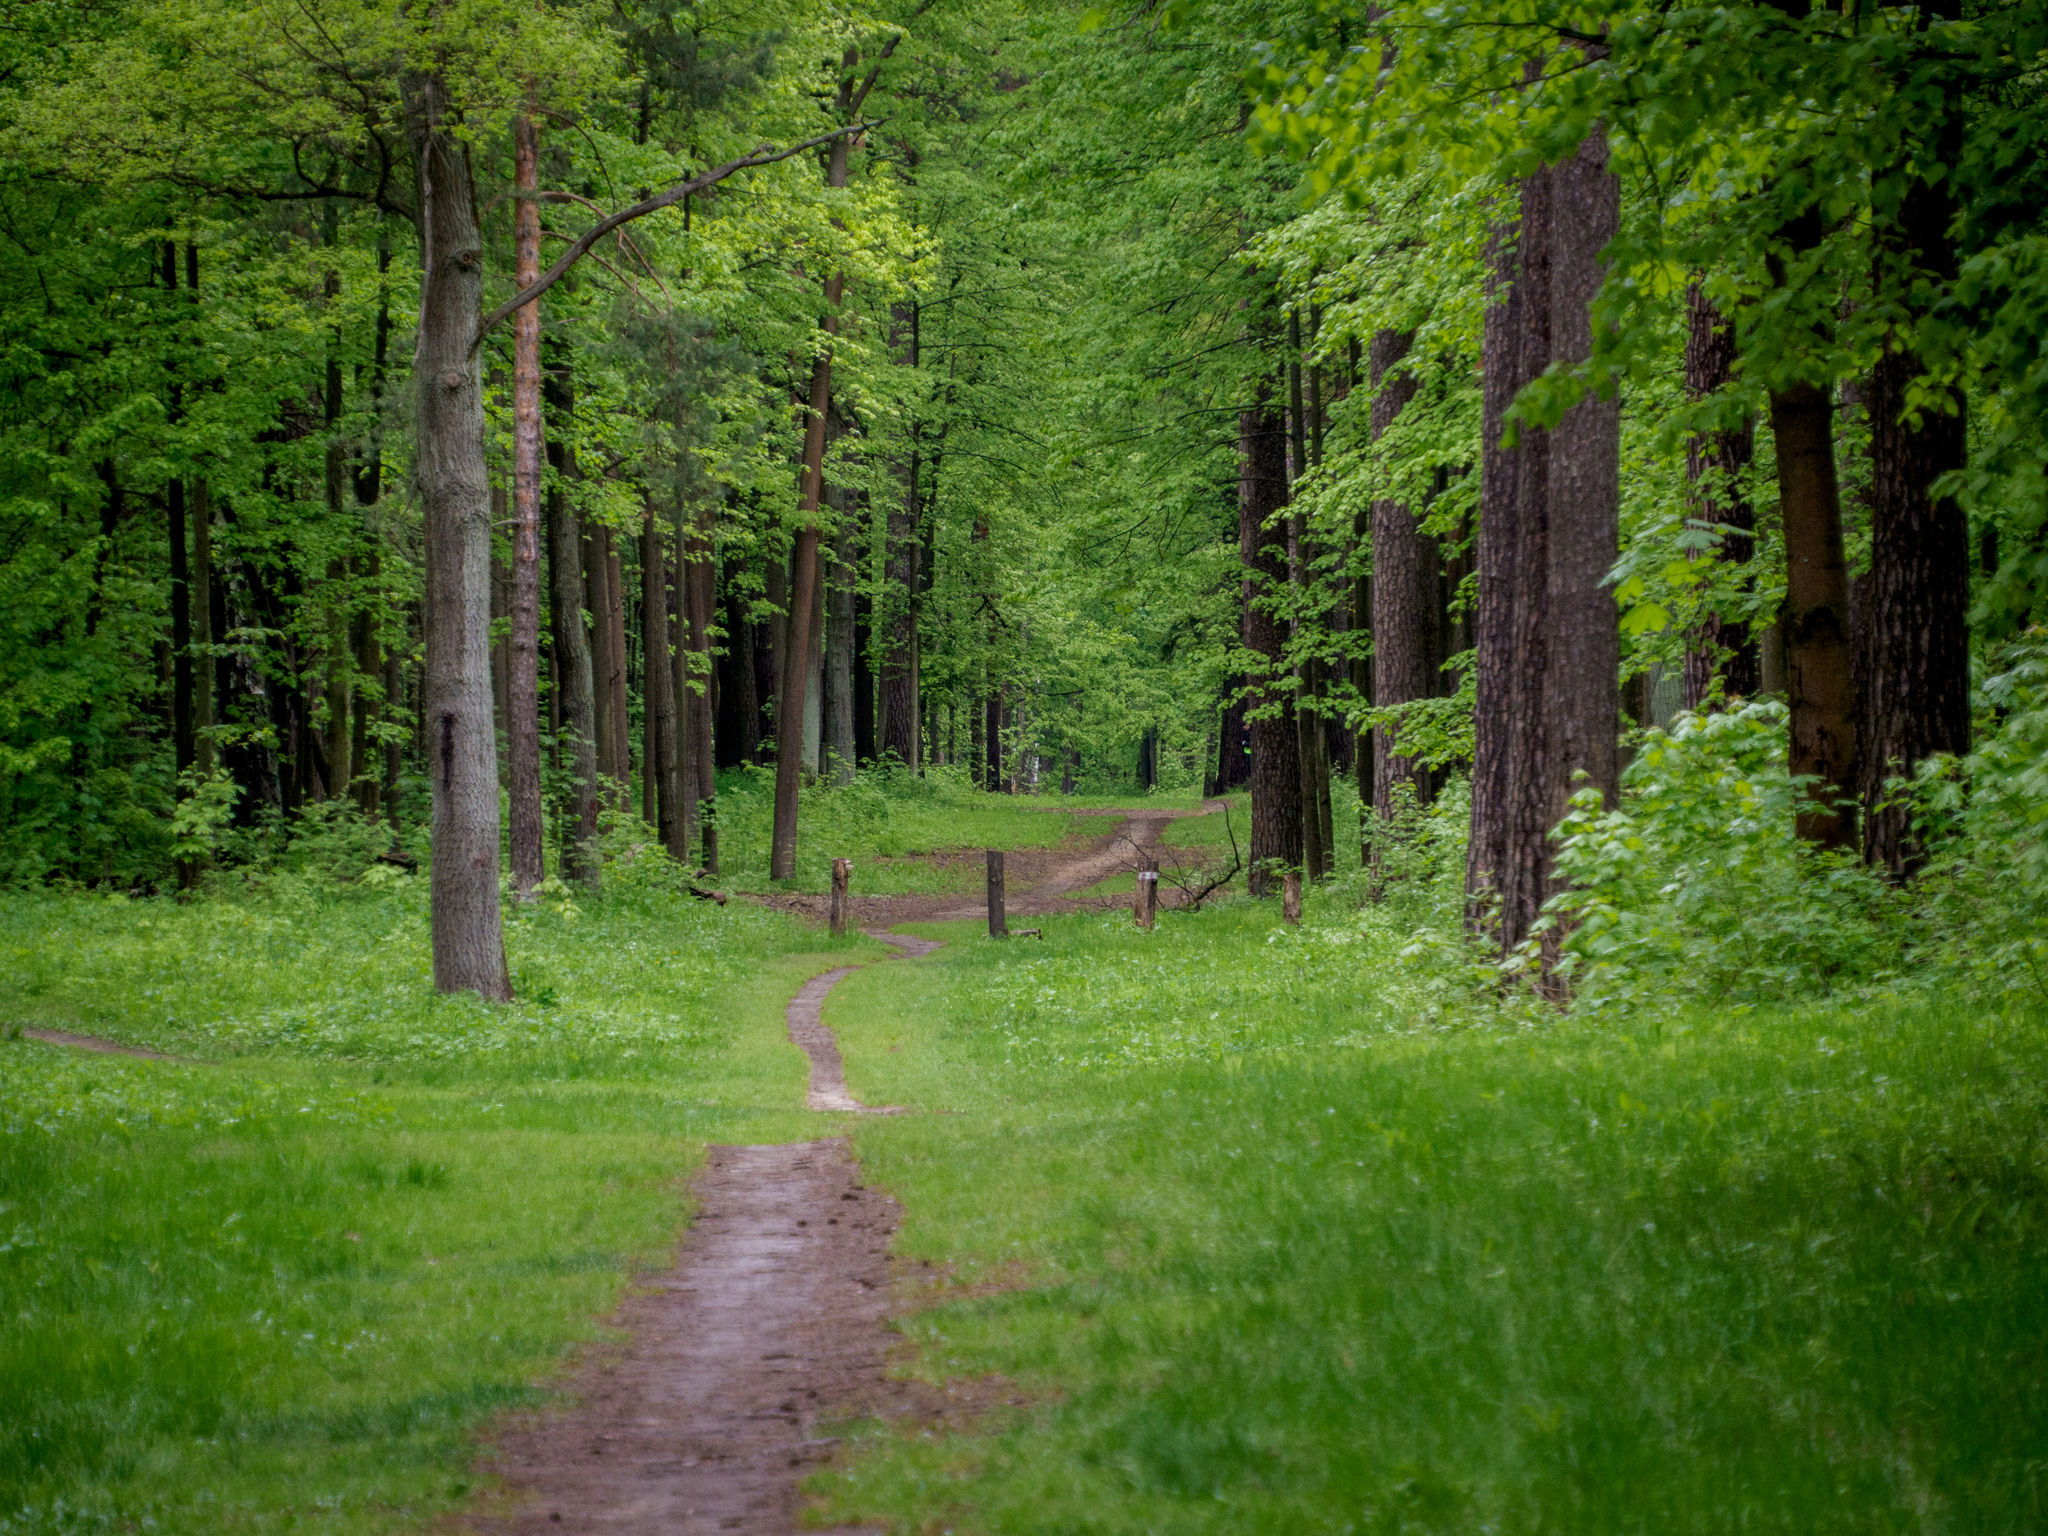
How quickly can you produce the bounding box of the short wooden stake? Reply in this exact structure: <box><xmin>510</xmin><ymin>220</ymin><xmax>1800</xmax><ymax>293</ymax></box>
<box><xmin>986</xmin><ymin>849</ymin><xmax>1008</xmax><ymax>938</ymax></box>
<box><xmin>1135</xmin><ymin>865</ymin><xmax>1158</xmax><ymax>931</ymax></box>
<box><xmin>829</xmin><ymin>857</ymin><xmax>852</xmax><ymax>936</ymax></box>
<box><xmin>1282</xmin><ymin>870</ymin><xmax>1302</xmax><ymax>926</ymax></box>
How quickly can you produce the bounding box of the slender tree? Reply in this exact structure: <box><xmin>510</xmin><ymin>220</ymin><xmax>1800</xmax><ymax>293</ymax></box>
<box><xmin>507</xmin><ymin>112</ymin><xmax>546</xmax><ymax>893</ymax></box>
<box><xmin>1241</xmin><ymin>368</ymin><xmax>1304</xmax><ymax>894</ymax></box>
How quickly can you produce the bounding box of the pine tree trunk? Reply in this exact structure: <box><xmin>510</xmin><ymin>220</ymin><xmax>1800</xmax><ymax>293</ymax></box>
<box><xmin>1241</xmin><ymin>370</ymin><xmax>1303</xmax><ymax>895</ymax></box>
<box><xmin>545</xmin><ymin>360</ymin><xmax>601</xmax><ymax>886</ymax></box>
<box><xmin>1369</xmin><ymin>328</ymin><xmax>1437</xmax><ymax>822</ymax></box>
<box><xmin>1681</xmin><ymin>285</ymin><xmax>1758</xmax><ymax>708</ymax></box>
<box><xmin>1860</xmin><ymin>115</ymin><xmax>1970</xmax><ymax>876</ymax></box>
<box><xmin>669</xmin><ymin>522</ymin><xmax>696</xmax><ymax>861</ymax></box>
<box><xmin>407</xmin><ymin>73</ymin><xmax>510</xmax><ymax>999</ymax></box>
<box><xmin>507</xmin><ymin>112</ymin><xmax>546</xmax><ymax>892</ymax></box>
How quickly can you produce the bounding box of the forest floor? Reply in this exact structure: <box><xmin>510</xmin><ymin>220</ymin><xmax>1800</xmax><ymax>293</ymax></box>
<box><xmin>4</xmin><ymin>787</ymin><xmax>2045</xmax><ymax>1534</ymax></box>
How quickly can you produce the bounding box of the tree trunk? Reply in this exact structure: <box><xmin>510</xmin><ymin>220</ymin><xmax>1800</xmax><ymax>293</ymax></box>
<box><xmin>1681</xmin><ymin>285</ymin><xmax>1758</xmax><ymax>708</ymax></box>
<box><xmin>1369</xmin><ymin>328</ymin><xmax>1437</xmax><ymax>822</ymax></box>
<box><xmin>773</xmin><ymin>284</ymin><xmax>838</xmax><ymax>876</ymax></box>
<box><xmin>1542</xmin><ymin>129</ymin><xmax>1623</xmax><ymax>918</ymax></box>
<box><xmin>1286</xmin><ymin>312</ymin><xmax>1327</xmax><ymax>880</ymax></box>
<box><xmin>407</xmin><ymin>74</ymin><xmax>510</xmax><ymax>999</ymax></box>
<box><xmin>192</xmin><ymin>479</ymin><xmax>214</xmax><ymax>775</ymax></box>
<box><xmin>604</xmin><ymin>529</ymin><xmax>631</xmax><ymax>799</ymax></box>
<box><xmin>717</xmin><ymin>578</ymin><xmax>759</xmax><ymax>769</ymax></box>
<box><xmin>642</xmin><ymin>506</ymin><xmax>677</xmax><ymax>848</ymax></box>
<box><xmin>1467</xmin><ymin>178</ymin><xmax>1551</xmax><ymax>954</ymax></box>
<box><xmin>1241</xmin><ymin>370</ymin><xmax>1303</xmax><ymax>895</ymax></box>
<box><xmin>1772</xmin><ymin>380</ymin><xmax>1858</xmax><ymax>848</ymax></box>
<box><xmin>545</xmin><ymin>357</ymin><xmax>601</xmax><ymax>886</ymax></box>
<box><xmin>825</xmin><ymin>510</ymin><xmax>857</xmax><ymax>784</ymax></box>
<box><xmin>170</xmin><ymin>476</ymin><xmax>194</xmax><ymax>778</ymax></box>
<box><xmin>1860</xmin><ymin>115</ymin><xmax>1971</xmax><ymax>877</ymax></box>
<box><xmin>881</xmin><ymin>458</ymin><xmax>920</xmax><ymax>769</ymax></box>
<box><xmin>669</xmin><ymin>519</ymin><xmax>696</xmax><ymax>862</ymax></box>
<box><xmin>507</xmin><ymin>111</ymin><xmax>546</xmax><ymax>892</ymax></box>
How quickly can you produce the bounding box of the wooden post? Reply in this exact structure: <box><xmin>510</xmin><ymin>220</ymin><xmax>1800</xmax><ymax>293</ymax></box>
<box><xmin>1135</xmin><ymin>864</ymin><xmax>1158</xmax><ymax>931</ymax></box>
<box><xmin>986</xmin><ymin>849</ymin><xmax>1007</xmax><ymax>938</ymax></box>
<box><xmin>829</xmin><ymin>857</ymin><xmax>852</xmax><ymax>936</ymax></box>
<box><xmin>1282</xmin><ymin>870</ymin><xmax>1302</xmax><ymax>926</ymax></box>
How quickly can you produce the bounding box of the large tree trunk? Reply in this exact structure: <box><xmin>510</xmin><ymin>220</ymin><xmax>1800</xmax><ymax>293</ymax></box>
<box><xmin>1542</xmin><ymin>130</ymin><xmax>1623</xmax><ymax>920</ymax></box>
<box><xmin>1369</xmin><ymin>328</ymin><xmax>1437</xmax><ymax>823</ymax></box>
<box><xmin>1467</xmin><ymin>176</ymin><xmax>1551</xmax><ymax>955</ymax></box>
<box><xmin>1241</xmin><ymin>370</ymin><xmax>1303</xmax><ymax>895</ymax></box>
<box><xmin>1681</xmin><ymin>285</ymin><xmax>1758</xmax><ymax>708</ymax></box>
<box><xmin>408</xmin><ymin>75</ymin><xmax>510</xmax><ymax>999</ymax></box>
<box><xmin>1860</xmin><ymin>114</ymin><xmax>1971</xmax><ymax>877</ymax></box>
<box><xmin>507</xmin><ymin>112</ymin><xmax>546</xmax><ymax>892</ymax></box>
<box><xmin>545</xmin><ymin>357</ymin><xmax>601</xmax><ymax>886</ymax></box>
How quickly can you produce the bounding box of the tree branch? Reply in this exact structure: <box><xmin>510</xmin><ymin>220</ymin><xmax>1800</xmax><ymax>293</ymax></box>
<box><xmin>473</xmin><ymin>125</ymin><xmax>875</xmax><ymax>346</ymax></box>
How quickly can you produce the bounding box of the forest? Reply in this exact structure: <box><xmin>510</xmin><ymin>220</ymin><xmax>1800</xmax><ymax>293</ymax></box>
<box><xmin>2</xmin><ymin>0</ymin><xmax>2046</xmax><ymax>1530</ymax></box>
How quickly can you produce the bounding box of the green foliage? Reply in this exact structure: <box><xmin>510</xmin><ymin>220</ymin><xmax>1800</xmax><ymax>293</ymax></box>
<box><xmin>1544</xmin><ymin>704</ymin><xmax>1904</xmax><ymax>1013</ymax></box>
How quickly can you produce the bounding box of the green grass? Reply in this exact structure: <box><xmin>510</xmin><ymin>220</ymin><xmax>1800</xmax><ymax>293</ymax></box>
<box><xmin>0</xmin><ymin>876</ymin><xmax>877</xmax><ymax>1534</ymax></box>
<box><xmin>812</xmin><ymin>894</ymin><xmax>2048</xmax><ymax>1533</ymax></box>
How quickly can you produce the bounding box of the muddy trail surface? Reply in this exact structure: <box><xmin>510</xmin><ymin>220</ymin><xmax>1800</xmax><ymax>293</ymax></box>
<box><xmin>756</xmin><ymin>803</ymin><xmax>1228</xmax><ymax>929</ymax></box>
<box><xmin>465</xmin><ymin>934</ymin><xmax>1006</xmax><ymax>1535</ymax></box>
<box><xmin>466</xmin><ymin>806</ymin><xmax>1222</xmax><ymax>1529</ymax></box>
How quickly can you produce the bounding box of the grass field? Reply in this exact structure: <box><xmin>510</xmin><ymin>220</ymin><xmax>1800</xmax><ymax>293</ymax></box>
<box><xmin>0</xmin><ymin>877</ymin><xmax>875</xmax><ymax>1535</ymax></box>
<box><xmin>814</xmin><ymin>894</ymin><xmax>2048</xmax><ymax>1533</ymax></box>
<box><xmin>11</xmin><ymin>794</ymin><xmax>2045</xmax><ymax>1535</ymax></box>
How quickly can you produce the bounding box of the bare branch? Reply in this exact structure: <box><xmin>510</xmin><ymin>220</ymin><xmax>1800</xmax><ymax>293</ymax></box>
<box><xmin>473</xmin><ymin>125</ymin><xmax>874</xmax><ymax>347</ymax></box>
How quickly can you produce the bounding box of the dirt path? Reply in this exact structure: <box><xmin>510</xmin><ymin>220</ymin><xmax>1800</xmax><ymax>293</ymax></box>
<box><xmin>469</xmin><ymin>1140</ymin><xmax>908</xmax><ymax>1535</ymax></box>
<box><xmin>468</xmin><ymin>935</ymin><xmax>959</xmax><ymax>1534</ymax></box>
<box><xmin>757</xmin><ymin>804</ymin><xmax>1223</xmax><ymax>929</ymax></box>
<box><xmin>17</xmin><ymin>1027</ymin><xmax>185</xmax><ymax>1061</ymax></box>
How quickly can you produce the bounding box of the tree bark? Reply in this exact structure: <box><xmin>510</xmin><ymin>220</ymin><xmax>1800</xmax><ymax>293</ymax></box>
<box><xmin>1369</xmin><ymin>328</ymin><xmax>1436</xmax><ymax>823</ymax></box>
<box><xmin>1681</xmin><ymin>285</ymin><xmax>1758</xmax><ymax>708</ymax></box>
<box><xmin>1542</xmin><ymin>130</ymin><xmax>1622</xmax><ymax>917</ymax></box>
<box><xmin>1860</xmin><ymin>110</ymin><xmax>1971</xmax><ymax>877</ymax></box>
<box><xmin>1467</xmin><ymin>177</ymin><xmax>1551</xmax><ymax>955</ymax></box>
<box><xmin>1241</xmin><ymin>369</ymin><xmax>1303</xmax><ymax>895</ymax></box>
<box><xmin>598</xmin><ymin>524</ymin><xmax>626</xmax><ymax>798</ymax></box>
<box><xmin>717</xmin><ymin>578</ymin><xmax>759</xmax><ymax>770</ymax></box>
<box><xmin>642</xmin><ymin>506</ymin><xmax>677</xmax><ymax>848</ymax></box>
<box><xmin>170</xmin><ymin>475</ymin><xmax>194</xmax><ymax>778</ymax></box>
<box><xmin>408</xmin><ymin>73</ymin><xmax>510</xmax><ymax>999</ymax></box>
<box><xmin>825</xmin><ymin>507</ymin><xmax>857</xmax><ymax>785</ymax></box>
<box><xmin>192</xmin><ymin>478</ymin><xmax>214</xmax><ymax>775</ymax></box>
<box><xmin>545</xmin><ymin>357</ymin><xmax>601</xmax><ymax>886</ymax></box>
<box><xmin>507</xmin><ymin>111</ymin><xmax>546</xmax><ymax>892</ymax></box>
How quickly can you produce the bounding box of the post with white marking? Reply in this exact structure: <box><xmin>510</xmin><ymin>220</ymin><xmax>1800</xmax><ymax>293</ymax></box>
<box><xmin>1135</xmin><ymin>863</ymin><xmax>1158</xmax><ymax>931</ymax></box>
<box><xmin>829</xmin><ymin>857</ymin><xmax>852</xmax><ymax>936</ymax></box>
<box><xmin>986</xmin><ymin>849</ymin><xmax>1008</xmax><ymax>938</ymax></box>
